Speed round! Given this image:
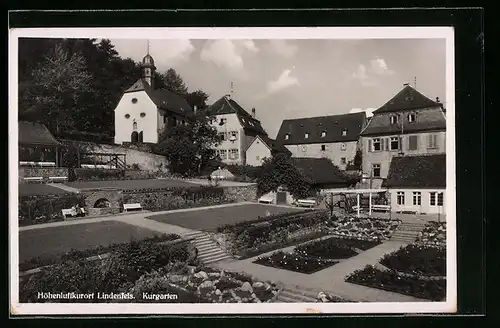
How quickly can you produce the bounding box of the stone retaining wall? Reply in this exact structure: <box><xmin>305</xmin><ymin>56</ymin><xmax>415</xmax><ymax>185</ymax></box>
<box><xmin>19</xmin><ymin>167</ymin><xmax>69</xmax><ymax>182</ymax></box>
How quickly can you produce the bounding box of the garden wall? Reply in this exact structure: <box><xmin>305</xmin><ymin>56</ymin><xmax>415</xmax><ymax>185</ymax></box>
<box><xmin>62</xmin><ymin>139</ymin><xmax>169</xmax><ymax>171</ymax></box>
<box><xmin>224</xmin><ymin>185</ymin><xmax>257</xmax><ymax>202</ymax></box>
<box><xmin>72</xmin><ymin>168</ymin><xmax>160</xmax><ymax>182</ymax></box>
<box><xmin>19</xmin><ymin>167</ymin><xmax>70</xmax><ymax>182</ymax></box>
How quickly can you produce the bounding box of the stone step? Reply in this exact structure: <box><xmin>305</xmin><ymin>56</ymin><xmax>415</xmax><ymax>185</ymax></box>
<box><xmin>198</xmin><ymin>248</ymin><xmax>224</xmax><ymax>257</ymax></box>
<box><xmin>201</xmin><ymin>254</ymin><xmax>232</xmax><ymax>264</ymax></box>
<box><xmin>192</xmin><ymin>238</ymin><xmax>214</xmax><ymax>245</ymax></box>
<box><xmin>392</xmin><ymin>231</ymin><xmax>420</xmax><ymax>237</ymax></box>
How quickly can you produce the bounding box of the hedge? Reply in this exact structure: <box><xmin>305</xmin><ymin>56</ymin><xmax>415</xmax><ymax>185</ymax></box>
<box><xmin>72</xmin><ymin>168</ymin><xmax>158</xmax><ymax>182</ymax></box>
<box><xmin>19</xmin><ymin>193</ymin><xmax>86</xmax><ymax>226</ymax></box>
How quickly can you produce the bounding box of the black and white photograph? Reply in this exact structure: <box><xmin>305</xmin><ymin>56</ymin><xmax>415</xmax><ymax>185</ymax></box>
<box><xmin>9</xmin><ymin>27</ymin><xmax>456</xmax><ymax>315</ymax></box>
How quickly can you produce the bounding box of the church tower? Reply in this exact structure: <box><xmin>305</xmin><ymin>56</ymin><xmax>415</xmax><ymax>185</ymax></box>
<box><xmin>142</xmin><ymin>41</ymin><xmax>156</xmax><ymax>88</ymax></box>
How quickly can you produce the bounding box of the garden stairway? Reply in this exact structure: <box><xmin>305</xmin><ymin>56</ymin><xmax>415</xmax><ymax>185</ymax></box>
<box><xmin>275</xmin><ymin>285</ymin><xmax>319</xmax><ymax>303</ymax></box>
<box><xmin>390</xmin><ymin>222</ymin><xmax>426</xmax><ymax>243</ymax></box>
<box><xmin>182</xmin><ymin>231</ymin><xmax>233</xmax><ymax>265</ymax></box>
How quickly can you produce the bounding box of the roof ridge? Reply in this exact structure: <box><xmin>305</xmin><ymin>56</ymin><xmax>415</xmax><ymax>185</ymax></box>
<box><xmin>283</xmin><ymin>111</ymin><xmax>366</xmax><ymax>121</ymax></box>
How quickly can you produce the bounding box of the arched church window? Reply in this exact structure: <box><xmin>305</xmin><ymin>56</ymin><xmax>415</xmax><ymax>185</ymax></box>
<box><xmin>139</xmin><ymin>131</ymin><xmax>144</xmax><ymax>142</ymax></box>
<box><xmin>131</xmin><ymin>131</ymin><xmax>139</xmax><ymax>143</ymax></box>
<box><xmin>132</xmin><ymin>98</ymin><xmax>138</xmax><ymax>104</ymax></box>
<box><xmin>125</xmin><ymin>114</ymin><xmax>130</xmax><ymax>119</ymax></box>
<box><xmin>133</xmin><ymin>121</ymin><xmax>137</xmax><ymax>131</ymax></box>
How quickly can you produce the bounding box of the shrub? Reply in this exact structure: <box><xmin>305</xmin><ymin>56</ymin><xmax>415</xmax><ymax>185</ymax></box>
<box><xmin>19</xmin><ymin>238</ymin><xmax>189</xmax><ymax>302</ymax></box>
<box><xmin>254</xmin><ymin>251</ymin><xmax>338</xmax><ymax>274</ymax></box>
<box><xmin>380</xmin><ymin>244</ymin><xmax>446</xmax><ymax>276</ymax></box>
<box><xmin>74</xmin><ymin>168</ymin><xmax>126</xmax><ymax>181</ymax></box>
<box><xmin>345</xmin><ymin>265</ymin><xmax>446</xmax><ymax>301</ymax></box>
<box><xmin>19</xmin><ymin>193</ymin><xmax>86</xmax><ymax>226</ymax></box>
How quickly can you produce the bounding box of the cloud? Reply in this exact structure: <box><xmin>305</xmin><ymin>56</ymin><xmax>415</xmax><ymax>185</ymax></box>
<box><xmin>268</xmin><ymin>40</ymin><xmax>298</xmax><ymax>58</ymax></box>
<box><xmin>238</xmin><ymin>39</ymin><xmax>259</xmax><ymax>53</ymax></box>
<box><xmin>200</xmin><ymin>40</ymin><xmax>244</xmax><ymax>70</ymax></box>
<box><xmin>109</xmin><ymin>39</ymin><xmax>195</xmax><ymax>70</ymax></box>
<box><xmin>200</xmin><ymin>39</ymin><xmax>259</xmax><ymax>73</ymax></box>
<box><xmin>267</xmin><ymin>69</ymin><xmax>300</xmax><ymax>94</ymax></box>
<box><xmin>351</xmin><ymin>64</ymin><xmax>376</xmax><ymax>86</ymax></box>
<box><xmin>370</xmin><ymin>58</ymin><xmax>395</xmax><ymax>75</ymax></box>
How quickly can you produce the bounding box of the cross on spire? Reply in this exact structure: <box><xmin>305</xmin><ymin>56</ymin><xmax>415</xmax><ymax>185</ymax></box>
<box><xmin>147</xmin><ymin>40</ymin><xmax>150</xmax><ymax>55</ymax></box>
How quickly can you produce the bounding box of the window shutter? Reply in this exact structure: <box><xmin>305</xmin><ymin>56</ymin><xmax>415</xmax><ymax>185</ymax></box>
<box><xmin>428</xmin><ymin>134</ymin><xmax>432</xmax><ymax>148</ymax></box>
<box><xmin>385</xmin><ymin>138</ymin><xmax>390</xmax><ymax>151</ymax></box>
<box><xmin>368</xmin><ymin>139</ymin><xmax>372</xmax><ymax>152</ymax></box>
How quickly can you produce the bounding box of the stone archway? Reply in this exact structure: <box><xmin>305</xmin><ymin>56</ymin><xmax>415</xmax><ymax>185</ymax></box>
<box><xmin>94</xmin><ymin>198</ymin><xmax>111</xmax><ymax>208</ymax></box>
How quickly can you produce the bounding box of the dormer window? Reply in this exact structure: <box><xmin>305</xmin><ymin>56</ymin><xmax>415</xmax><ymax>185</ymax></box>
<box><xmin>285</xmin><ymin>134</ymin><xmax>290</xmax><ymax>140</ymax></box>
<box><xmin>321</xmin><ymin>131</ymin><xmax>327</xmax><ymax>138</ymax></box>
<box><xmin>341</xmin><ymin>129</ymin><xmax>347</xmax><ymax>136</ymax></box>
<box><xmin>305</xmin><ymin>132</ymin><xmax>309</xmax><ymax>139</ymax></box>
<box><xmin>390</xmin><ymin>115</ymin><xmax>399</xmax><ymax>124</ymax></box>
<box><xmin>408</xmin><ymin>113</ymin><xmax>416</xmax><ymax>123</ymax></box>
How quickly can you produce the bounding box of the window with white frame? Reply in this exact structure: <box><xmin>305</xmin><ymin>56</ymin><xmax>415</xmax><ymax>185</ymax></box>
<box><xmin>229</xmin><ymin>149</ymin><xmax>239</xmax><ymax>160</ymax></box>
<box><xmin>390</xmin><ymin>137</ymin><xmax>400</xmax><ymax>151</ymax></box>
<box><xmin>285</xmin><ymin>134</ymin><xmax>290</xmax><ymax>140</ymax></box>
<box><xmin>408</xmin><ymin>113</ymin><xmax>416</xmax><ymax>123</ymax></box>
<box><xmin>341</xmin><ymin>143</ymin><xmax>347</xmax><ymax>151</ymax></box>
<box><xmin>321</xmin><ymin>131</ymin><xmax>327</xmax><ymax>138</ymax></box>
<box><xmin>341</xmin><ymin>129</ymin><xmax>348</xmax><ymax>136</ymax></box>
<box><xmin>305</xmin><ymin>132</ymin><xmax>309</xmax><ymax>139</ymax></box>
<box><xmin>390</xmin><ymin>115</ymin><xmax>399</xmax><ymax>124</ymax></box>
<box><xmin>372</xmin><ymin>138</ymin><xmax>381</xmax><ymax>151</ymax></box>
<box><xmin>412</xmin><ymin>192</ymin><xmax>422</xmax><ymax>206</ymax></box>
<box><xmin>302</xmin><ymin>146</ymin><xmax>307</xmax><ymax>152</ymax></box>
<box><xmin>429</xmin><ymin>192</ymin><xmax>444</xmax><ymax>206</ymax></box>
<box><xmin>341</xmin><ymin>157</ymin><xmax>346</xmax><ymax>165</ymax></box>
<box><xmin>397</xmin><ymin>191</ymin><xmax>405</xmax><ymax>205</ymax></box>
<box><xmin>408</xmin><ymin>135</ymin><xmax>418</xmax><ymax>150</ymax></box>
<box><xmin>218</xmin><ymin>132</ymin><xmax>227</xmax><ymax>141</ymax></box>
<box><xmin>372</xmin><ymin>164</ymin><xmax>381</xmax><ymax>177</ymax></box>
<box><xmin>427</xmin><ymin>134</ymin><xmax>438</xmax><ymax>149</ymax></box>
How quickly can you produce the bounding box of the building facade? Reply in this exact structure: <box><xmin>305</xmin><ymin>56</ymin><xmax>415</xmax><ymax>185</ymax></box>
<box><xmin>360</xmin><ymin>84</ymin><xmax>446</xmax><ymax>188</ymax></box>
<box><xmin>385</xmin><ymin>154</ymin><xmax>446</xmax><ymax>215</ymax></box>
<box><xmin>246</xmin><ymin>135</ymin><xmax>291</xmax><ymax>166</ymax></box>
<box><xmin>207</xmin><ymin>95</ymin><xmax>269</xmax><ymax>166</ymax></box>
<box><xmin>275</xmin><ymin>112</ymin><xmax>366</xmax><ymax>170</ymax></box>
<box><xmin>114</xmin><ymin>53</ymin><xmax>193</xmax><ymax>145</ymax></box>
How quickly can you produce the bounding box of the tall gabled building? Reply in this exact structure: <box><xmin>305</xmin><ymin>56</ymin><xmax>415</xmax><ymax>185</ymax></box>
<box><xmin>275</xmin><ymin>112</ymin><xmax>366</xmax><ymax>170</ymax></box>
<box><xmin>206</xmin><ymin>95</ymin><xmax>268</xmax><ymax>165</ymax></box>
<box><xmin>114</xmin><ymin>52</ymin><xmax>193</xmax><ymax>144</ymax></box>
<box><xmin>359</xmin><ymin>84</ymin><xmax>446</xmax><ymax>187</ymax></box>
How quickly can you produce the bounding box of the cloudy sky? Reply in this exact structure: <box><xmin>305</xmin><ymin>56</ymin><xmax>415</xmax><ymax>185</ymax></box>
<box><xmin>109</xmin><ymin>38</ymin><xmax>446</xmax><ymax>138</ymax></box>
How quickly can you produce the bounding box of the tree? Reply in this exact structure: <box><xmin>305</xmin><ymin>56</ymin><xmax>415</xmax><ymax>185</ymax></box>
<box><xmin>257</xmin><ymin>153</ymin><xmax>316</xmax><ymax>200</ymax></box>
<box><xmin>19</xmin><ymin>44</ymin><xmax>93</xmax><ymax>134</ymax></box>
<box><xmin>353</xmin><ymin>149</ymin><xmax>362</xmax><ymax>170</ymax></box>
<box><xmin>185</xmin><ymin>89</ymin><xmax>210</xmax><ymax>110</ymax></box>
<box><xmin>159</xmin><ymin>68</ymin><xmax>188</xmax><ymax>95</ymax></box>
<box><xmin>154</xmin><ymin>110</ymin><xmax>221</xmax><ymax>176</ymax></box>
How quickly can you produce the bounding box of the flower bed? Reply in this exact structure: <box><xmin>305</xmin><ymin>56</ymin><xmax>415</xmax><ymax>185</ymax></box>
<box><xmin>345</xmin><ymin>265</ymin><xmax>446</xmax><ymax>301</ymax></box>
<box><xmin>295</xmin><ymin>237</ymin><xmax>381</xmax><ymax>260</ymax></box>
<box><xmin>325</xmin><ymin>216</ymin><xmax>401</xmax><ymax>241</ymax></box>
<box><xmin>380</xmin><ymin>244</ymin><xmax>446</xmax><ymax>277</ymax></box>
<box><xmin>416</xmin><ymin>221</ymin><xmax>446</xmax><ymax>246</ymax></box>
<box><xmin>19</xmin><ymin>234</ymin><xmax>182</xmax><ymax>272</ymax></box>
<box><xmin>254</xmin><ymin>251</ymin><xmax>338</xmax><ymax>274</ymax></box>
<box><xmin>317</xmin><ymin>291</ymin><xmax>353</xmax><ymax>303</ymax></box>
<box><xmin>19</xmin><ymin>193</ymin><xmax>87</xmax><ymax>226</ymax></box>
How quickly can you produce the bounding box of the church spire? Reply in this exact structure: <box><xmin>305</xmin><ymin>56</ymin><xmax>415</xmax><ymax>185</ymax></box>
<box><xmin>142</xmin><ymin>40</ymin><xmax>156</xmax><ymax>88</ymax></box>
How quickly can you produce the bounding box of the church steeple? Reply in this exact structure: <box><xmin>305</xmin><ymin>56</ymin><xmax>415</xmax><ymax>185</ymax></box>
<box><xmin>142</xmin><ymin>40</ymin><xmax>156</xmax><ymax>88</ymax></box>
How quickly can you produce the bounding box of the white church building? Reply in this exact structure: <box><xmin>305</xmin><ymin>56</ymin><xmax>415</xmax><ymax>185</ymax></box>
<box><xmin>114</xmin><ymin>52</ymin><xmax>193</xmax><ymax>144</ymax></box>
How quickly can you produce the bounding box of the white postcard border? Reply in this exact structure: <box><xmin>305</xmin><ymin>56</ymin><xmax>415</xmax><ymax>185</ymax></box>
<box><xmin>9</xmin><ymin>26</ymin><xmax>456</xmax><ymax>315</ymax></box>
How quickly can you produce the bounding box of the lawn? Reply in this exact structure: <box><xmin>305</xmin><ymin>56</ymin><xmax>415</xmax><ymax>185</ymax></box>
<box><xmin>66</xmin><ymin>178</ymin><xmax>202</xmax><ymax>190</ymax></box>
<box><xmin>147</xmin><ymin>203</ymin><xmax>305</xmax><ymax>231</ymax></box>
<box><xmin>18</xmin><ymin>183</ymin><xmax>71</xmax><ymax>197</ymax></box>
<box><xmin>19</xmin><ymin>220</ymin><xmax>163</xmax><ymax>264</ymax></box>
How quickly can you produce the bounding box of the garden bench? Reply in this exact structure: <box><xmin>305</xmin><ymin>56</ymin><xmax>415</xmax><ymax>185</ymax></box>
<box><xmin>258</xmin><ymin>195</ymin><xmax>274</xmax><ymax>204</ymax></box>
<box><xmin>38</xmin><ymin>162</ymin><xmax>56</xmax><ymax>167</ymax></box>
<box><xmin>23</xmin><ymin>177</ymin><xmax>43</xmax><ymax>183</ymax></box>
<box><xmin>123</xmin><ymin>203</ymin><xmax>143</xmax><ymax>212</ymax></box>
<box><xmin>297</xmin><ymin>199</ymin><xmax>317</xmax><ymax>208</ymax></box>
<box><xmin>48</xmin><ymin>176</ymin><xmax>68</xmax><ymax>183</ymax></box>
<box><xmin>62</xmin><ymin>207</ymin><xmax>85</xmax><ymax>218</ymax></box>
<box><xmin>372</xmin><ymin>204</ymin><xmax>390</xmax><ymax>212</ymax></box>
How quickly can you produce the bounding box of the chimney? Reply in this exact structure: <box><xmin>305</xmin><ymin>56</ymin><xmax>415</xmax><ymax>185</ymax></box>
<box><xmin>251</xmin><ymin>108</ymin><xmax>256</xmax><ymax>118</ymax></box>
<box><xmin>436</xmin><ymin>97</ymin><xmax>440</xmax><ymax>103</ymax></box>
<box><xmin>403</xmin><ymin>83</ymin><xmax>409</xmax><ymax>86</ymax></box>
